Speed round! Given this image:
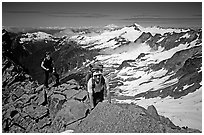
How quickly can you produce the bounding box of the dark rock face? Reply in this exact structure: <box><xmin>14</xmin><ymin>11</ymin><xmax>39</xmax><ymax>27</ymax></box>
<box><xmin>4</xmin><ymin>30</ymin><xmax>98</xmax><ymax>84</ymax></box>
<box><xmin>133</xmin><ymin>29</ymin><xmax>201</xmax><ymax>51</ymax></box>
<box><xmin>134</xmin><ymin>45</ymin><xmax>202</xmax><ymax>99</ymax></box>
<box><xmin>147</xmin><ymin>105</ymin><xmax>160</xmax><ymax>121</ymax></box>
<box><xmin>134</xmin><ymin>32</ymin><xmax>153</xmax><ymax>43</ymax></box>
<box><xmin>117</xmin><ymin>59</ymin><xmax>135</xmax><ymax>70</ymax></box>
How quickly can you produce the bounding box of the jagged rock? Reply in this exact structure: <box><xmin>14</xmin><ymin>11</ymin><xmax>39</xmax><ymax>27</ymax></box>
<box><xmin>134</xmin><ymin>32</ymin><xmax>153</xmax><ymax>43</ymax></box>
<box><xmin>66</xmin><ymin>79</ymin><xmax>79</xmax><ymax>85</ymax></box>
<box><xmin>8</xmin><ymin>124</ymin><xmax>26</xmax><ymax>133</ymax></box>
<box><xmin>26</xmin><ymin>122</ymin><xmax>39</xmax><ymax>133</ymax></box>
<box><xmin>3</xmin><ymin>106</ymin><xmax>16</xmax><ymax>119</ymax></box>
<box><xmin>35</xmin><ymin>85</ymin><xmax>44</xmax><ymax>93</ymax></box>
<box><xmin>51</xmin><ymin>99</ymin><xmax>89</xmax><ymax>132</ymax></box>
<box><xmin>19</xmin><ymin>116</ymin><xmax>34</xmax><ymax>130</ymax></box>
<box><xmin>48</xmin><ymin>94</ymin><xmax>67</xmax><ymax>120</ymax></box>
<box><xmin>23</xmin><ymin>105</ymin><xmax>48</xmax><ymax>120</ymax></box>
<box><xmin>69</xmin><ymin>84</ymin><xmax>80</xmax><ymax>90</ymax></box>
<box><xmin>65</xmin><ymin>100</ymin><xmax>89</xmax><ymax>120</ymax></box>
<box><xmin>117</xmin><ymin>60</ymin><xmax>135</xmax><ymax>70</ymax></box>
<box><xmin>57</xmin><ymin>82</ymin><xmax>79</xmax><ymax>91</ymax></box>
<box><xmin>147</xmin><ymin>105</ymin><xmax>160</xmax><ymax>121</ymax></box>
<box><xmin>57</xmin><ymin>83</ymin><xmax>71</xmax><ymax>91</ymax></box>
<box><xmin>2</xmin><ymin>111</ymin><xmax>28</xmax><ymax>133</ymax></box>
<box><xmin>63</xmin><ymin>89</ymin><xmax>79</xmax><ymax>99</ymax></box>
<box><xmin>19</xmin><ymin>93</ymin><xmax>37</xmax><ymax>104</ymax></box>
<box><xmin>36</xmin><ymin>89</ymin><xmax>48</xmax><ymax>106</ymax></box>
<box><xmin>10</xmin><ymin>110</ymin><xmax>19</xmax><ymax>118</ymax></box>
<box><xmin>13</xmin><ymin>88</ymin><xmax>25</xmax><ymax>98</ymax></box>
<box><xmin>51</xmin><ymin>94</ymin><xmax>66</xmax><ymax>101</ymax></box>
<box><xmin>37</xmin><ymin>117</ymin><xmax>52</xmax><ymax>129</ymax></box>
<box><xmin>73</xmin><ymin>90</ymin><xmax>88</xmax><ymax>102</ymax></box>
<box><xmin>159</xmin><ymin>115</ymin><xmax>178</xmax><ymax>130</ymax></box>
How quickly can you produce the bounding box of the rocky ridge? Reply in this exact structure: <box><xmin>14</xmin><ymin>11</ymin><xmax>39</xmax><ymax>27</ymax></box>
<box><xmin>2</xmin><ymin>56</ymin><xmax>90</xmax><ymax>132</ymax></box>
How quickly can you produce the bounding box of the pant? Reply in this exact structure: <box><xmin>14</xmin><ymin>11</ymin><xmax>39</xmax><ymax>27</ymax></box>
<box><xmin>44</xmin><ymin>69</ymin><xmax>59</xmax><ymax>87</ymax></box>
<box><xmin>93</xmin><ymin>90</ymin><xmax>104</xmax><ymax>107</ymax></box>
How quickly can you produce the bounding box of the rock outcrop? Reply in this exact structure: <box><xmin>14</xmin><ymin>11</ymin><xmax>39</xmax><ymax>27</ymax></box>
<box><xmin>74</xmin><ymin>102</ymin><xmax>201</xmax><ymax>133</ymax></box>
<box><xmin>2</xmin><ymin>76</ymin><xmax>91</xmax><ymax>133</ymax></box>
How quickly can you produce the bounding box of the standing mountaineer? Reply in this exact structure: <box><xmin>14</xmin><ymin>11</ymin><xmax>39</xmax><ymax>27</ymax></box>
<box><xmin>41</xmin><ymin>52</ymin><xmax>60</xmax><ymax>88</ymax></box>
<box><xmin>87</xmin><ymin>63</ymin><xmax>111</xmax><ymax>109</ymax></box>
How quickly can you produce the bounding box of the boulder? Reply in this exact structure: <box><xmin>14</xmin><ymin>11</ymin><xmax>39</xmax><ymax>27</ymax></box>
<box><xmin>51</xmin><ymin>100</ymin><xmax>89</xmax><ymax>132</ymax></box>
<box><xmin>51</xmin><ymin>94</ymin><xmax>66</xmax><ymax>101</ymax></box>
<box><xmin>73</xmin><ymin>90</ymin><xmax>88</xmax><ymax>102</ymax></box>
<box><xmin>36</xmin><ymin>89</ymin><xmax>48</xmax><ymax>106</ymax></box>
<box><xmin>147</xmin><ymin>105</ymin><xmax>160</xmax><ymax>121</ymax></box>
<box><xmin>35</xmin><ymin>85</ymin><xmax>44</xmax><ymax>93</ymax></box>
<box><xmin>57</xmin><ymin>83</ymin><xmax>71</xmax><ymax>92</ymax></box>
<box><xmin>66</xmin><ymin>79</ymin><xmax>79</xmax><ymax>85</ymax></box>
<box><xmin>63</xmin><ymin>89</ymin><xmax>79</xmax><ymax>99</ymax></box>
<box><xmin>23</xmin><ymin>105</ymin><xmax>48</xmax><ymax>119</ymax></box>
<box><xmin>19</xmin><ymin>93</ymin><xmax>37</xmax><ymax>104</ymax></box>
<box><xmin>14</xmin><ymin>88</ymin><xmax>25</xmax><ymax>98</ymax></box>
<box><xmin>37</xmin><ymin>117</ymin><xmax>52</xmax><ymax>129</ymax></box>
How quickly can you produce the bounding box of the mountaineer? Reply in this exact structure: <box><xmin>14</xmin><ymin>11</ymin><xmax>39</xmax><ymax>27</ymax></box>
<box><xmin>41</xmin><ymin>52</ymin><xmax>60</xmax><ymax>88</ymax></box>
<box><xmin>87</xmin><ymin>63</ymin><xmax>111</xmax><ymax>109</ymax></box>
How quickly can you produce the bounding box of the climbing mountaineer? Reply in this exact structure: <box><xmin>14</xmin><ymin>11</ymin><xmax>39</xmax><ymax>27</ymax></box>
<box><xmin>41</xmin><ymin>52</ymin><xmax>60</xmax><ymax>88</ymax></box>
<box><xmin>87</xmin><ymin>63</ymin><xmax>111</xmax><ymax>109</ymax></box>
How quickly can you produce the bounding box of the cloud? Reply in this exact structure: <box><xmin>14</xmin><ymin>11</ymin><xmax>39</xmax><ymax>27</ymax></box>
<box><xmin>5</xmin><ymin>10</ymin><xmax>42</xmax><ymax>14</ymax></box>
<box><xmin>82</xmin><ymin>13</ymin><xmax>110</xmax><ymax>18</ymax></box>
<box><xmin>48</xmin><ymin>12</ymin><xmax>110</xmax><ymax>18</ymax></box>
<box><xmin>132</xmin><ymin>14</ymin><xmax>161</xmax><ymax>18</ymax></box>
<box><xmin>191</xmin><ymin>14</ymin><xmax>202</xmax><ymax>18</ymax></box>
<box><xmin>120</xmin><ymin>16</ymin><xmax>202</xmax><ymax>21</ymax></box>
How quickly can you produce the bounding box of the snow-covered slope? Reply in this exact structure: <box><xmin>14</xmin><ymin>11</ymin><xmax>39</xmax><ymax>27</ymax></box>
<box><xmin>70</xmin><ymin>23</ymin><xmax>189</xmax><ymax>49</ymax></box>
<box><xmin>69</xmin><ymin>23</ymin><xmax>202</xmax><ymax>131</ymax></box>
<box><xmin>20</xmin><ymin>31</ymin><xmax>58</xmax><ymax>43</ymax></box>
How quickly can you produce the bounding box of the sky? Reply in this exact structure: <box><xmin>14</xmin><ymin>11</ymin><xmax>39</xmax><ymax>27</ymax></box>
<box><xmin>2</xmin><ymin>2</ymin><xmax>202</xmax><ymax>28</ymax></box>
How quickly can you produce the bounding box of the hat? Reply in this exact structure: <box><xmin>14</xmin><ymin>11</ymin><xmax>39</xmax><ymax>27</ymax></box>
<box><xmin>45</xmin><ymin>51</ymin><xmax>51</xmax><ymax>55</ymax></box>
<box><xmin>93</xmin><ymin>71</ymin><xmax>102</xmax><ymax>76</ymax></box>
<box><xmin>92</xmin><ymin>62</ymin><xmax>103</xmax><ymax>70</ymax></box>
<box><xmin>92</xmin><ymin>65</ymin><xmax>102</xmax><ymax>70</ymax></box>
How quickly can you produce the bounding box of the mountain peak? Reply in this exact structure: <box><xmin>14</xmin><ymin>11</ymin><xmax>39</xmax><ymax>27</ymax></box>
<box><xmin>104</xmin><ymin>24</ymin><xmax>119</xmax><ymax>30</ymax></box>
<box><xmin>127</xmin><ymin>23</ymin><xmax>142</xmax><ymax>31</ymax></box>
<box><xmin>133</xmin><ymin>23</ymin><xmax>142</xmax><ymax>27</ymax></box>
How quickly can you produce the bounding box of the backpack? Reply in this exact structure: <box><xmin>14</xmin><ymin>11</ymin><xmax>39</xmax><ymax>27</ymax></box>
<box><xmin>85</xmin><ymin>72</ymin><xmax>93</xmax><ymax>84</ymax></box>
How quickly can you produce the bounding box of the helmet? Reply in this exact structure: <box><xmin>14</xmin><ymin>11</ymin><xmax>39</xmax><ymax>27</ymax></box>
<box><xmin>92</xmin><ymin>62</ymin><xmax>103</xmax><ymax>71</ymax></box>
